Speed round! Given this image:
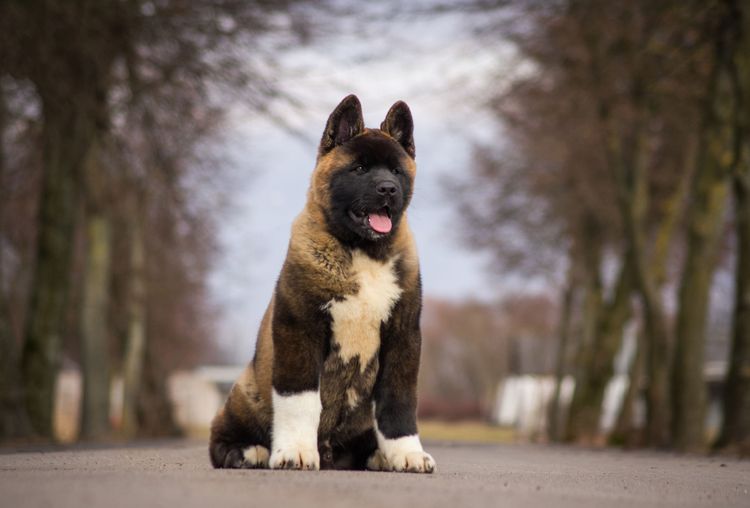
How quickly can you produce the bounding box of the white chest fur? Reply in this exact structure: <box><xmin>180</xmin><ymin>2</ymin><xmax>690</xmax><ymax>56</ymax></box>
<box><xmin>324</xmin><ymin>250</ymin><xmax>402</xmax><ymax>371</ymax></box>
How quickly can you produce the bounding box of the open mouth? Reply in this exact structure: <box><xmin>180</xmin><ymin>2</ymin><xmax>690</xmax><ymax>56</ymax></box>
<box><xmin>349</xmin><ymin>206</ymin><xmax>392</xmax><ymax>234</ymax></box>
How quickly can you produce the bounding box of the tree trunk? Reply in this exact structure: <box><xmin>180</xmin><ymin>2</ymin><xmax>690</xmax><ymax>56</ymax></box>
<box><xmin>0</xmin><ymin>81</ymin><xmax>33</xmax><ymax>441</ymax></box>
<box><xmin>566</xmin><ymin>251</ymin><xmax>633</xmax><ymax>443</ymax></box>
<box><xmin>672</xmin><ymin>136</ymin><xmax>729</xmax><ymax>452</ymax></box>
<box><xmin>79</xmin><ymin>132</ymin><xmax>114</xmax><ymax>441</ymax></box>
<box><xmin>597</xmin><ymin>64</ymin><xmax>677</xmax><ymax>447</ymax></box>
<box><xmin>610</xmin><ymin>326</ymin><xmax>644</xmax><ymax>447</ymax></box>
<box><xmin>672</xmin><ymin>185</ymin><xmax>728</xmax><ymax>449</ymax></box>
<box><xmin>618</xmin><ymin>130</ymin><xmax>673</xmax><ymax>449</ymax></box>
<box><xmin>0</xmin><ymin>264</ymin><xmax>32</xmax><ymax>440</ymax></box>
<box><xmin>17</xmin><ymin>0</ymin><xmax>117</xmax><ymax>438</ymax></box>
<box><xmin>121</xmin><ymin>213</ymin><xmax>146</xmax><ymax>438</ymax></box>
<box><xmin>564</xmin><ymin>223</ymin><xmax>602</xmax><ymax>442</ymax></box>
<box><xmin>79</xmin><ymin>212</ymin><xmax>112</xmax><ymax>440</ymax></box>
<box><xmin>136</xmin><ymin>344</ymin><xmax>181</xmax><ymax>438</ymax></box>
<box><xmin>610</xmin><ymin>155</ymin><xmax>693</xmax><ymax>449</ymax></box>
<box><xmin>548</xmin><ymin>267</ymin><xmax>575</xmax><ymax>442</ymax></box>
<box><xmin>638</xmin><ymin>255</ymin><xmax>672</xmax><ymax>449</ymax></box>
<box><xmin>716</xmin><ymin>0</ymin><xmax>750</xmax><ymax>455</ymax></box>
<box><xmin>0</xmin><ymin>320</ymin><xmax>32</xmax><ymax>441</ymax></box>
<box><xmin>672</xmin><ymin>3</ymin><xmax>737</xmax><ymax>452</ymax></box>
<box><xmin>21</xmin><ymin>97</ymin><xmax>95</xmax><ymax>437</ymax></box>
<box><xmin>717</xmin><ymin>168</ymin><xmax>750</xmax><ymax>454</ymax></box>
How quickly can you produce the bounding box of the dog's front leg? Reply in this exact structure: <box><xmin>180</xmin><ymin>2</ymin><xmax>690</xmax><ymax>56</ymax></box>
<box><xmin>268</xmin><ymin>294</ymin><xmax>327</xmax><ymax>470</ymax></box>
<box><xmin>369</xmin><ymin>288</ymin><xmax>436</xmax><ymax>474</ymax></box>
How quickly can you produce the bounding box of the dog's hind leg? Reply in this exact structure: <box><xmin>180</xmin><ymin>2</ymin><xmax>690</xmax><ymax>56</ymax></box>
<box><xmin>209</xmin><ymin>408</ymin><xmax>271</xmax><ymax>469</ymax></box>
<box><xmin>209</xmin><ymin>366</ymin><xmax>272</xmax><ymax>469</ymax></box>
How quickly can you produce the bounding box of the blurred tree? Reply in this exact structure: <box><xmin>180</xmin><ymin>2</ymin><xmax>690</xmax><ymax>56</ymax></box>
<box><xmin>672</xmin><ymin>0</ymin><xmax>741</xmax><ymax>453</ymax></box>
<box><xmin>80</xmin><ymin>139</ymin><xmax>114</xmax><ymax>440</ymax></box>
<box><xmin>0</xmin><ymin>80</ymin><xmax>41</xmax><ymax>441</ymax></box>
<box><xmin>720</xmin><ymin>2</ymin><xmax>750</xmax><ymax>456</ymax></box>
<box><xmin>0</xmin><ymin>82</ymin><xmax>33</xmax><ymax>440</ymax></box>
<box><xmin>119</xmin><ymin>196</ymin><xmax>146</xmax><ymax>439</ymax></box>
<box><xmin>110</xmin><ymin>87</ymin><xmax>222</xmax><ymax>438</ymax></box>
<box><xmin>572</xmin><ymin>1</ymin><xmax>707</xmax><ymax>448</ymax></box>
<box><xmin>101</xmin><ymin>0</ymin><xmax>320</xmax><ymax>439</ymax></box>
<box><xmin>566</xmin><ymin>253</ymin><xmax>633</xmax><ymax>443</ymax></box>
<box><xmin>0</xmin><ymin>0</ymin><xmax>319</xmax><ymax>440</ymax></box>
<box><xmin>454</xmin><ymin>0</ymin><xmax>717</xmax><ymax>447</ymax></box>
<box><xmin>547</xmin><ymin>263</ymin><xmax>575</xmax><ymax>441</ymax></box>
<box><xmin>610</xmin><ymin>327</ymin><xmax>645</xmax><ymax>447</ymax></box>
<box><xmin>0</xmin><ymin>0</ymin><xmax>123</xmax><ymax>437</ymax></box>
<box><xmin>714</xmin><ymin>0</ymin><xmax>750</xmax><ymax>455</ymax></box>
<box><xmin>716</xmin><ymin>1</ymin><xmax>750</xmax><ymax>455</ymax></box>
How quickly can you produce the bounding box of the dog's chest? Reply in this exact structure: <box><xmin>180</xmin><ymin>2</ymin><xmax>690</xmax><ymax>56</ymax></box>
<box><xmin>324</xmin><ymin>250</ymin><xmax>402</xmax><ymax>371</ymax></box>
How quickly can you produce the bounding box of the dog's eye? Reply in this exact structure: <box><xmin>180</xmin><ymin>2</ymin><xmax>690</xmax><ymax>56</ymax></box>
<box><xmin>391</xmin><ymin>167</ymin><xmax>402</xmax><ymax>175</ymax></box>
<box><xmin>351</xmin><ymin>165</ymin><xmax>367</xmax><ymax>174</ymax></box>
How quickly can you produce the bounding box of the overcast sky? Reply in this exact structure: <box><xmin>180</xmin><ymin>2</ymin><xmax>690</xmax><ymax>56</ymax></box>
<box><xmin>209</xmin><ymin>6</ymin><xmax>521</xmax><ymax>358</ymax></box>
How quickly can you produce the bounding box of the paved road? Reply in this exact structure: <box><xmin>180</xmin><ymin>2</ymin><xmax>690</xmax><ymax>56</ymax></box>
<box><xmin>1</xmin><ymin>440</ymin><xmax>748</xmax><ymax>508</ymax></box>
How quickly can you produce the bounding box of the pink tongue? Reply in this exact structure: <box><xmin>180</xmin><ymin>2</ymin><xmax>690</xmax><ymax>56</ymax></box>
<box><xmin>368</xmin><ymin>212</ymin><xmax>392</xmax><ymax>233</ymax></box>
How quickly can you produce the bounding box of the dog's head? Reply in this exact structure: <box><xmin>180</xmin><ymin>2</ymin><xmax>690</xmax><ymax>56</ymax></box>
<box><xmin>310</xmin><ymin>95</ymin><xmax>416</xmax><ymax>245</ymax></box>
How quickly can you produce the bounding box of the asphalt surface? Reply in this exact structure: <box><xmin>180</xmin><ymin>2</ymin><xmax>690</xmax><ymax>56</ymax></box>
<box><xmin>0</xmin><ymin>440</ymin><xmax>748</xmax><ymax>508</ymax></box>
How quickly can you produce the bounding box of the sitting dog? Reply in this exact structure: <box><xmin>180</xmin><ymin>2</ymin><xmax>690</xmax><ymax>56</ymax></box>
<box><xmin>209</xmin><ymin>95</ymin><xmax>435</xmax><ymax>473</ymax></box>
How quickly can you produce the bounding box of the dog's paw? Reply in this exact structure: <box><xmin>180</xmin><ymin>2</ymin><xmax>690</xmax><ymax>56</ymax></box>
<box><xmin>370</xmin><ymin>430</ymin><xmax>436</xmax><ymax>473</ymax></box>
<box><xmin>367</xmin><ymin>449</ymin><xmax>436</xmax><ymax>473</ymax></box>
<box><xmin>392</xmin><ymin>450</ymin><xmax>436</xmax><ymax>473</ymax></box>
<box><xmin>241</xmin><ymin>445</ymin><xmax>270</xmax><ymax>469</ymax></box>
<box><xmin>269</xmin><ymin>446</ymin><xmax>320</xmax><ymax>470</ymax></box>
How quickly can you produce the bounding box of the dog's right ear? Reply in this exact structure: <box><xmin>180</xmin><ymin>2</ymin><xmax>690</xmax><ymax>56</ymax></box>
<box><xmin>318</xmin><ymin>94</ymin><xmax>365</xmax><ymax>157</ymax></box>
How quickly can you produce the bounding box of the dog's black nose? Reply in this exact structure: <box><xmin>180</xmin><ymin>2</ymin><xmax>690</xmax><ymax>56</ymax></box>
<box><xmin>377</xmin><ymin>181</ymin><xmax>398</xmax><ymax>196</ymax></box>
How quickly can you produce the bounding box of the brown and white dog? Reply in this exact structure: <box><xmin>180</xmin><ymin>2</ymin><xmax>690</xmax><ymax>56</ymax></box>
<box><xmin>209</xmin><ymin>95</ymin><xmax>435</xmax><ymax>473</ymax></box>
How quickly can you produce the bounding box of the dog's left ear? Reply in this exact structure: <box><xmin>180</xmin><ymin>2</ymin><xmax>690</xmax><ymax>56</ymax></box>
<box><xmin>381</xmin><ymin>101</ymin><xmax>415</xmax><ymax>159</ymax></box>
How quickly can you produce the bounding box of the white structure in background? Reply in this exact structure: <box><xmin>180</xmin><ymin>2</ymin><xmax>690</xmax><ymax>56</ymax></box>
<box><xmin>492</xmin><ymin>374</ymin><xmax>629</xmax><ymax>437</ymax></box>
<box><xmin>53</xmin><ymin>364</ymin><xmax>243</xmax><ymax>441</ymax></box>
<box><xmin>492</xmin><ymin>366</ymin><xmax>726</xmax><ymax>439</ymax></box>
<box><xmin>493</xmin><ymin>326</ymin><xmax>638</xmax><ymax>437</ymax></box>
<box><xmin>54</xmin><ymin>368</ymin><xmax>82</xmax><ymax>442</ymax></box>
<box><xmin>493</xmin><ymin>375</ymin><xmax>574</xmax><ymax>437</ymax></box>
<box><xmin>168</xmin><ymin>366</ymin><xmax>243</xmax><ymax>432</ymax></box>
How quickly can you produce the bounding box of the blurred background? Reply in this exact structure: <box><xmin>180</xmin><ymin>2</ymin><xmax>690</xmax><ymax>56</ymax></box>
<box><xmin>0</xmin><ymin>0</ymin><xmax>748</xmax><ymax>455</ymax></box>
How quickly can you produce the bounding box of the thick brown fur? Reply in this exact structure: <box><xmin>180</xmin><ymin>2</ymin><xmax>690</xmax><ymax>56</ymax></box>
<box><xmin>210</xmin><ymin>95</ymin><xmax>424</xmax><ymax>470</ymax></box>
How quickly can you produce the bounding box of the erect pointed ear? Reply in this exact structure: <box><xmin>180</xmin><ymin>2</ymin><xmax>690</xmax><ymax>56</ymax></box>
<box><xmin>380</xmin><ymin>101</ymin><xmax>415</xmax><ymax>159</ymax></box>
<box><xmin>319</xmin><ymin>94</ymin><xmax>365</xmax><ymax>156</ymax></box>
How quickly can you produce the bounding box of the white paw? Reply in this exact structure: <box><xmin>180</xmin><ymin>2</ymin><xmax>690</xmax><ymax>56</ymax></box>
<box><xmin>269</xmin><ymin>446</ymin><xmax>320</xmax><ymax>470</ymax></box>
<box><xmin>368</xmin><ymin>449</ymin><xmax>436</xmax><ymax>473</ymax></box>
<box><xmin>370</xmin><ymin>426</ymin><xmax>436</xmax><ymax>474</ymax></box>
<box><xmin>393</xmin><ymin>450</ymin><xmax>436</xmax><ymax>473</ymax></box>
<box><xmin>242</xmin><ymin>445</ymin><xmax>269</xmax><ymax>468</ymax></box>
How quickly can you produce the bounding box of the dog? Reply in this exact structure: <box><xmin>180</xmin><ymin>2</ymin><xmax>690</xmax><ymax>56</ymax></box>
<box><xmin>209</xmin><ymin>95</ymin><xmax>435</xmax><ymax>473</ymax></box>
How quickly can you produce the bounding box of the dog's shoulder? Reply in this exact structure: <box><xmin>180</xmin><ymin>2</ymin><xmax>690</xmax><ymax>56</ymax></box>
<box><xmin>281</xmin><ymin>206</ymin><xmax>357</xmax><ymax>298</ymax></box>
